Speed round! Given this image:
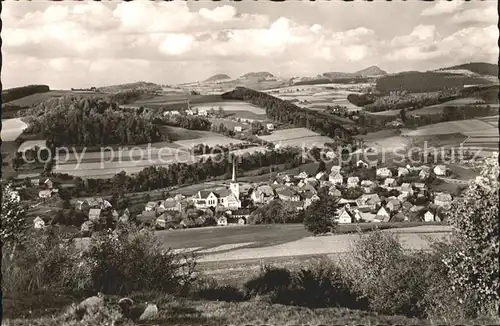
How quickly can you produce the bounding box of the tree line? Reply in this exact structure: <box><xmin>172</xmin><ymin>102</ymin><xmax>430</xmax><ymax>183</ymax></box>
<box><xmin>23</xmin><ymin>96</ymin><xmax>165</xmax><ymax>147</ymax></box>
<box><xmin>2</xmin><ymin>85</ymin><xmax>50</xmax><ymax>103</ymax></box>
<box><xmin>404</xmin><ymin>105</ymin><xmax>497</xmax><ymax>128</ymax></box>
<box><xmin>221</xmin><ymin>87</ymin><xmax>356</xmax><ymax>139</ymax></box>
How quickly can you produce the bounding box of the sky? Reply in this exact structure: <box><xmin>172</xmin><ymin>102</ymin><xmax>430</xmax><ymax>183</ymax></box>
<box><xmin>2</xmin><ymin>1</ymin><xmax>498</xmax><ymax>89</ymax></box>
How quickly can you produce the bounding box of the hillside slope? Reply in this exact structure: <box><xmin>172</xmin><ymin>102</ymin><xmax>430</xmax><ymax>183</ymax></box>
<box><xmin>437</xmin><ymin>62</ymin><xmax>498</xmax><ymax>77</ymax></box>
<box><xmin>205</xmin><ymin>74</ymin><xmax>231</xmax><ymax>82</ymax></box>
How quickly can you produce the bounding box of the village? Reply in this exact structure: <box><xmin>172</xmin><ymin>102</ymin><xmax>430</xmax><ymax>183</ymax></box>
<box><xmin>23</xmin><ymin>155</ymin><xmax>458</xmax><ymax>234</ymax></box>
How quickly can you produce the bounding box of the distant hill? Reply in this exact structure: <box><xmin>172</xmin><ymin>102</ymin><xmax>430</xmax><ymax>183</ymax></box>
<box><xmin>375</xmin><ymin>71</ymin><xmax>495</xmax><ymax>94</ymax></box>
<box><xmin>98</xmin><ymin>81</ymin><xmax>162</xmax><ymax>93</ymax></box>
<box><xmin>205</xmin><ymin>74</ymin><xmax>232</xmax><ymax>82</ymax></box>
<box><xmin>240</xmin><ymin>72</ymin><xmax>275</xmax><ymax>80</ymax></box>
<box><xmin>436</xmin><ymin>62</ymin><xmax>498</xmax><ymax>77</ymax></box>
<box><xmin>355</xmin><ymin>65</ymin><xmax>387</xmax><ymax>77</ymax></box>
<box><xmin>322</xmin><ymin>65</ymin><xmax>387</xmax><ymax>80</ymax></box>
<box><xmin>2</xmin><ymin>85</ymin><xmax>51</xmax><ymax>103</ymax></box>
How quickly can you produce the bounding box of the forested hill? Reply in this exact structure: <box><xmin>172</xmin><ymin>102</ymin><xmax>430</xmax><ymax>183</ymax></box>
<box><xmin>2</xmin><ymin>85</ymin><xmax>50</xmax><ymax>103</ymax></box>
<box><xmin>437</xmin><ymin>62</ymin><xmax>498</xmax><ymax>76</ymax></box>
<box><xmin>221</xmin><ymin>87</ymin><xmax>356</xmax><ymax>139</ymax></box>
<box><xmin>23</xmin><ymin>96</ymin><xmax>164</xmax><ymax>147</ymax></box>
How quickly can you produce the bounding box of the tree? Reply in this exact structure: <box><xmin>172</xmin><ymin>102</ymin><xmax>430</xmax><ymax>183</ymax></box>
<box><xmin>303</xmin><ymin>195</ymin><xmax>339</xmax><ymax>235</ymax></box>
<box><xmin>444</xmin><ymin>154</ymin><xmax>499</xmax><ymax>315</ymax></box>
<box><xmin>1</xmin><ymin>183</ymin><xmax>29</xmax><ymax>259</ymax></box>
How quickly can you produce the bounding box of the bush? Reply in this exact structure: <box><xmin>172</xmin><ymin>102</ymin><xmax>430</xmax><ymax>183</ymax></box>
<box><xmin>194</xmin><ymin>278</ymin><xmax>247</xmax><ymax>302</ymax></box>
<box><xmin>243</xmin><ymin>264</ymin><xmax>292</xmax><ymax>296</ymax></box>
<box><xmin>81</xmin><ymin>224</ymin><xmax>197</xmax><ymax>295</ymax></box>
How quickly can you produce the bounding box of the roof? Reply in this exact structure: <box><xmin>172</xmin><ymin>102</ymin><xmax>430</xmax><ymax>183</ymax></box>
<box><xmin>198</xmin><ymin>191</ymin><xmax>214</xmax><ymax>199</ymax></box>
<box><xmin>361</xmin><ymin>180</ymin><xmax>374</xmax><ymax>186</ymax></box>
<box><xmin>384</xmin><ymin>178</ymin><xmax>396</xmax><ymax>184</ymax></box>
<box><xmin>435</xmin><ymin>165</ymin><xmax>447</xmax><ymax>170</ymax></box>
<box><xmin>329</xmin><ymin>172</ymin><xmax>343</xmax><ymax>179</ymax></box>
<box><xmin>146</xmin><ymin>201</ymin><xmax>157</xmax><ymax>207</ymax></box>
<box><xmin>163</xmin><ymin>198</ymin><xmax>180</xmax><ymax>208</ymax></box>
<box><xmin>231</xmin><ymin>208</ymin><xmax>252</xmax><ymax>216</ymax></box>
<box><xmin>410</xmin><ymin>205</ymin><xmax>426</xmax><ymax>212</ymax></box>
<box><xmin>255</xmin><ymin>185</ymin><xmax>274</xmax><ymax>196</ymax></box>
<box><xmin>347</xmin><ymin>176</ymin><xmax>359</xmax><ymax>183</ymax></box>
<box><xmin>277</xmin><ymin>188</ymin><xmax>298</xmax><ymax>197</ymax></box>
<box><xmin>214</xmin><ymin>189</ymin><xmax>232</xmax><ymax>197</ymax></box>
<box><xmin>89</xmin><ymin>208</ymin><xmax>101</xmax><ymax>216</ymax></box>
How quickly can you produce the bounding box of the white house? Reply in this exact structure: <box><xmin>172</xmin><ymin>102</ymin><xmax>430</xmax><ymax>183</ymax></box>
<box><xmin>384</xmin><ymin>178</ymin><xmax>397</xmax><ymax>187</ymax></box>
<box><xmin>33</xmin><ymin>216</ymin><xmax>45</xmax><ymax>229</ymax></box>
<box><xmin>419</xmin><ymin>170</ymin><xmax>430</xmax><ymax>180</ymax></box>
<box><xmin>234</xmin><ymin>126</ymin><xmax>243</xmax><ymax>132</ymax></box>
<box><xmin>329</xmin><ymin>172</ymin><xmax>343</xmax><ymax>185</ymax></box>
<box><xmin>251</xmin><ymin>185</ymin><xmax>275</xmax><ymax>204</ymax></box>
<box><xmin>88</xmin><ymin>208</ymin><xmax>102</xmax><ymax>223</ymax></box>
<box><xmin>266</xmin><ymin>123</ymin><xmax>275</xmax><ymax>131</ymax></box>
<box><xmin>347</xmin><ymin>176</ymin><xmax>359</xmax><ymax>188</ymax></box>
<box><xmin>330</xmin><ymin>166</ymin><xmax>341</xmax><ymax>174</ymax></box>
<box><xmin>356</xmin><ymin>160</ymin><xmax>369</xmax><ymax>168</ymax></box>
<box><xmin>217</xmin><ymin>216</ymin><xmax>228</xmax><ymax>226</ymax></box>
<box><xmin>337</xmin><ymin>208</ymin><xmax>353</xmax><ymax>224</ymax></box>
<box><xmin>434</xmin><ymin>165</ymin><xmax>449</xmax><ymax>176</ymax></box>
<box><xmin>400</xmin><ymin>183</ymin><xmax>414</xmax><ymax>196</ymax></box>
<box><xmin>398</xmin><ymin>167</ymin><xmax>409</xmax><ymax>177</ymax></box>
<box><xmin>375</xmin><ymin>207</ymin><xmax>390</xmax><ymax>222</ymax></box>
<box><xmin>315</xmin><ymin>171</ymin><xmax>327</xmax><ymax>180</ymax></box>
<box><xmin>296</xmin><ymin>171</ymin><xmax>309</xmax><ymax>179</ymax></box>
<box><xmin>424</xmin><ymin>211</ymin><xmax>435</xmax><ymax>222</ymax></box>
<box><xmin>376</xmin><ymin>168</ymin><xmax>392</xmax><ymax>178</ymax></box>
<box><xmin>360</xmin><ymin>180</ymin><xmax>376</xmax><ymax>193</ymax></box>
<box><xmin>145</xmin><ymin>201</ymin><xmax>159</xmax><ymax>212</ymax></box>
<box><xmin>43</xmin><ymin>178</ymin><xmax>54</xmax><ymax>189</ymax></box>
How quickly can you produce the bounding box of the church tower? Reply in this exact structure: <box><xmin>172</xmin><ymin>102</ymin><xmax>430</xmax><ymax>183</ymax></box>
<box><xmin>230</xmin><ymin>158</ymin><xmax>240</xmax><ymax>199</ymax></box>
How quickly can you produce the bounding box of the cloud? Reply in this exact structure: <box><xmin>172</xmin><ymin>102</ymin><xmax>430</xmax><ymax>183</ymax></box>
<box><xmin>421</xmin><ymin>1</ymin><xmax>464</xmax><ymax>16</ymax></box>
<box><xmin>199</xmin><ymin>5</ymin><xmax>237</xmax><ymax>22</ymax></box>
<box><xmin>451</xmin><ymin>6</ymin><xmax>498</xmax><ymax>25</ymax></box>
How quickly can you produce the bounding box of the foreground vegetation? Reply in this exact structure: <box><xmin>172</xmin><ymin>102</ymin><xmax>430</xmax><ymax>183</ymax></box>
<box><xmin>2</xmin><ymin>156</ymin><xmax>498</xmax><ymax>325</ymax></box>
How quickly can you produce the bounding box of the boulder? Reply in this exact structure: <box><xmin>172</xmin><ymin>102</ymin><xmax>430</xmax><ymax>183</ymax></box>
<box><xmin>139</xmin><ymin>303</ymin><xmax>159</xmax><ymax>321</ymax></box>
<box><xmin>76</xmin><ymin>292</ymin><xmax>104</xmax><ymax>319</ymax></box>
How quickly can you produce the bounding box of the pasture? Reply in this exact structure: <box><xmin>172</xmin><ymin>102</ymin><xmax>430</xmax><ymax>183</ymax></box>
<box><xmin>257</xmin><ymin>127</ymin><xmax>333</xmax><ymax>148</ymax></box>
<box><xmin>1</xmin><ymin>118</ymin><xmax>27</xmax><ymax>142</ymax></box>
<box><xmin>403</xmin><ymin>119</ymin><xmax>495</xmax><ymax>137</ymax></box>
<box><xmin>174</xmin><ymin>131</ymin><xmax>244</xmax><ymax>148</ymax></box>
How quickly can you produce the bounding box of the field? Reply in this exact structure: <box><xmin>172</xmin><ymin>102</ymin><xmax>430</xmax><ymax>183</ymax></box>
<box><xmin>7</xmin><ymin>90</ymin><xmax>99</xmax><ymax>107</ymax></box>
<box><xmin>1</xmin><ymin>118</ymin><xmax>28</xmax><ymax>141</ymax></box>
<box><xmin>257</xmin><ymin>127</ymin><xmax>333</xmax><ymax>148</ymax></box>
<box><xmin>263</xmin><ymin>84</ymin><xmax>366</xmax><ymax>111</ymax></box>
<box><xmin>404</xmin><ymin>119</ymin><xmax>495</xmax><ymax>137</ymax></box>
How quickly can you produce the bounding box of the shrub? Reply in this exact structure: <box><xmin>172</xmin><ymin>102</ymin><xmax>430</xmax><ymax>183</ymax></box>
<box><xmin>194</xmin><ymin>278</ymin><xmax>247</xmax><ymax>302</ymax></box>
<box><xmin>81</xmin><ymin>224</ymin><xmax>197</xmax><ymax>295</ymax></box>
<box><xmin>303</xmin><ymin>195</ymin><xmax>339</xmax><ymax>235</ymax></box>
<box><xmin>243</xmin><ymin>264</ymin><xmax>292</xmax><ymax>296</ymax></box>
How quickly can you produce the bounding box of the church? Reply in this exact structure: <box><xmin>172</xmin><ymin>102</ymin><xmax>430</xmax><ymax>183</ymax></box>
<box><xmin>191</xmin><ymin>158</ymin><xmax>242</xmax><ymax>210</ymax></box>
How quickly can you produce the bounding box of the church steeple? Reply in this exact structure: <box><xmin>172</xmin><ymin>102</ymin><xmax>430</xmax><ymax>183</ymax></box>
<box><xmin>230</xmin><ymin>157</ymin><xmax>240</xmax><ymax>200</ymax></box>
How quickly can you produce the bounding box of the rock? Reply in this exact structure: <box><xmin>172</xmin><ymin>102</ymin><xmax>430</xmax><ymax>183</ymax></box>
<box><xmin>139</xmin><ymin>303</ymin><xmax>158</xmax><ymax>321</ymax></box>
<box><xmin>76</xmin><ymin>292</ymin><xmax>104</xmax><ymax>319</ymax></box>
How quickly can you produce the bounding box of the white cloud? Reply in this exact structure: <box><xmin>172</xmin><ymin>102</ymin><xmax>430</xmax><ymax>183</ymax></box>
<box><xmin>199</xmin><ymin>5</ymin><xmax>237</xmax><ymax>23</ymax></box>
<box><xmin>451</xmin><ymin>6</ymin><xmax>498</xmax><ymax>25</ymax></box>
<box><xmin>159</xmin><ymin>34</ymin><xmax>195</xmax><ymax>56</ymax></box>
<box><xmin>421</xmin><ymin>1</ymin><xmax>464</xmax><ymax>16</ymax></box>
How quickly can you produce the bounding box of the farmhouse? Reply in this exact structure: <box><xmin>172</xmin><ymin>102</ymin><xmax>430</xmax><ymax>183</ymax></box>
<box><xmin>33</xmin><ymin>216</ymin><xmax>45</xmax><ymax>229</ymax></box>
<box><xmin>31</xmin><ymin>179</ymin><xmax>40</xmax><ymax>187</ymax></box>
<box><xmin>434</xmin><ymin>165</ymin><xmax>449</xmax><ymax>176</ymax></box>
<box><xmin>375</xmin><ymin>207</ymin><xmax>390</xmax><ymax>222</ymax></box>
<box><xmin>277</xmin><ymin>188</ymin><xmax>300</xmax><ymax>202</ymax></box>
<box><xmin>296</xmin><ymin>171</ymin><xmax>309</xmax><ymax>179</ymax></box>
<box><xmin>400</xmin><ymin>183</ymin><xmax>414</xmax><ymax>196</ymax></box>
<box><xmin>330</xmin><ymin>166</ymin><xmax>341</xmax><ymax>174</ymax></box>
<box><xmin>251</xmin><ymin>185</ymin><xmax>275</xmax><ymax>204</ymax></box>
<box><xmin>356</xmin><ymin>160</ymin><xmax>369</xmax><ymax>168</ymax></box>
<box><xmin>145</xmin><ymin>201</ymin><xmax>159</xmax><ymax>212</ymax></box>
<box><xmin>303</xmin><ymin>193</ymin><xmax>320</xmax><ymax>208</ymax></box>
<box><xmin>424</xmin><ymin>211</ymin><xmax>435</xmax><ymax>222</ymax></box>
<box><xmin>376</xmin><ymin>167</ymin><xmax>392</xmax><ymax>178</ymax></box>
<box><xmin>336</xmin><ymin>207</ymin><xmax>354</xmax><ymax>224</ymax></box>
<box><xmin>217</xmin><ymin>216</ymin><xmax>228</xmax><ymax>226</ymax></box>
<box><xmin>329</xmin><ymin>172</ymin><xmax>343</xmax><ymax>185</ymax></box>
<box><xmin>159</xmin><ymin>198</ymin><xmax>182</xmax><ymax>212</ymax></box>
<box><xmin>88</xmin><ymin>208</ymin><xmax>102</xmax><ymax>223</ymax></box>
<box><xmin>360</xmin><ymin>180</ymin><xmax>376</xmax><ymax>193</ymax></box>
<box><xmin>398</xmin><ymin>167</ymin><xmax>409</xmax><ymax>177</ymax></box>
<box><xmin>385</xmin><ymin>198</ymin><xmax>401</xmax><ymax>212</ymax></box>
<box><xmin>347</xmin><ymin>176</ymin><xmax>359</xmax><ymax>188</ymax></box>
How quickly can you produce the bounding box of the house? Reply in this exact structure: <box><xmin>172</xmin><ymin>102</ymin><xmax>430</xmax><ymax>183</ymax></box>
<box><xmin>229</xmin><ymin>209</ymin><xmax>251</xmax><ymax>224</ymax></box>
<box><xmin>424</xmin><ymin>211</ymin><xmax>435</xmax><ymax>222</ymax></box>
<box><xmin>88</xmin><ymin>208</ymin><xmax>102</xmax><ymax>223</ymax></box>
<box><xmin>217</xmin><ymin>216</ymin><xmax>228</xmax><ymax>226</ymax></box>
<box><xmin>179</xmin><ymin>218</ymin><xmax>195</xmax><ymax>228</ymax></box>
<box><xmin>385</xmin><ymin>198</ymin><xmax>401</xmax><ymax>212</ymax></box>
<box><xmin>192</xmin><ymin>189</ymin><xmax>241</xmax><ymax>209</ymax></box>
<box><xmin>33</xmin><ymin>216</ymin><xmax>45</xmax><ymax>229</ymax></box>
<box><xmin>402</xmin><ymin>201</ymin><xmax>413</xmax><ymax>211</ymax></box>
<box><xmin>234</xmin><ymin>126</ymin><xmax>243</xmax><ymax>132</ymax></box>
<box><xmin>304</xmin><ymin>177</ymin><xmax>319</xmax><ymax>188</ymax></box>
<box><xmin>185</xmin><ymin>109</ymin><xmax>195</xmax><ymax>116</ymax></box>
<box><xmin>419</xmin><ymin>170</ymin><xmax>430</xmax><ymax>180</ymax></box>
<box><xmin>43</xmin><ymin>178</ymin><xmax>54</xmax><ymax>189</ymax></box>
<box><xmin>320</xmin><ymin>180</ymin><xmax>332</xmax><ymax>188</ymax></box>
<box><xmin>155</xmin><ymin>216</ymin><xmax>168</xmax><ymax>230</ymax></box>
<box><xmin>330</xmin><ymin>166</ymin><xmax>341</xmax><ymax>174</ymax></box>
<box><xmin>198</xmin><ymin>109</ymin><xmax>208</xmax><ymax>116</ymax></box>
<box><xmin>145</xmin><ymin>201</ymin><xmax>159</xmax><ymax>212</ymax></box>
<box><xmin>329</xmin><ymin>172</ymin><xmax>343</xmax><ymax>185</ymax></box>
<box><xmin>356</xmin><ymin>160</ymin><xmax>369</xmax><ymax>168</ymax></box>
<box><xmin>38</xmin><ymin>189</ymin><xmax>52</xmax><ymax>199</ymax></box>
<box><xmin>400</xmin><ymin>183</ymin><xmax>414</xmax><ymax>196</ymax></box>
<box><xmin>301</xmin><ymin>184</ymin><xmax>317</xmax><ymax>194</ymax></box>
<box><xmin>414</xmin><ymin>182</ymin><xmax>426</xmax><ymax>190</ymax></box>
<box><xmin>384</xmin><ymin>178</ymin><xmax>397</xmax><ymax>187</ymax></box>
<box><xmin>375</xmin><ymin>207</ymin><xmax>390</xmax><ymax>222</ymax></box>
<box><xmin>138</xmin><ymin>211</ymin><xmax>157</xmax><ymax>225</ymax></box>
<box><xmin>398</xmin><ymin>167</ymin><xmax>409</xmax><ymax>177</ymax></box>
<box><xmin>376</xmin><ymin>168</ymin><xmax>392</xmax><ymax>178</ymax></box>
<box><xmin>251</xmin><ymin>185</ymin><xmax>275</xmax><ymax>204</ymax></box>
<box><xmin>360</xmin><ymin>180</ymin><xmax>376</xmax><ymax>193</ymax></box>
<box><xmin>360</xmin><ymin>212</ymin><xmax>377</xmax><ymax>222</ymax></box>
<box><xmin>347</xmin><ymin>176</ymin><xmax>359</xmax><ymax>188</ymax></box>
<box><xmin>356</xmin><ymin>194</ymin><xmax>381</xmax><ymax>212</ymax></box>
<box><xmin>81</xmin><ymin>221</ymin><xmax>94</xmax><ymax>236</ymax></box>
<box><xmin>303</xmin><ymin>193</ymin><xmax>320</xmax><ymax>208</ymax></box>
<box><xmin>397</xmin><ymin>193</ymin><xmax>409</xmax><ymax>201</ymax></box>
<box><xmin>160</xmin><ymin>198</ymin><xmax>182</xmax><ymax>212</ymax></box>
<box><xmin>433</xmin><ymin>165</ymin><xmax>449</xmax><ymax>176</ymax></box>
<box><xmin>337</xmin><ymin>207</ymin><xmax>353</xmax><ymax>224</ymax></box>
<box><xmin>277</xmin><ymin>188</ymin><xmax>300</xmax><ymax>202</ymax></box>
<box><xmin>266</xmin><ymin>123</ymin><xmax>274</xmax><ymax>130</ymax></box>
<box><xmin>434</xmin><ymin>193</ymin><xmax>452</xmax><ymax>209</ymax></box>
<box><xmin>30</xmin><ymin>179</ymin><xmax>40</xmax><ymax>187</ymax></box>
<box><xmin>296</xmin><ymin>171</ymin><xmax>309</xmax><ymax>179</ymax></box>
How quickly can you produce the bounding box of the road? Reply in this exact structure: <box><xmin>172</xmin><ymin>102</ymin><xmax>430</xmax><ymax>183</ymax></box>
<box><xmin>438</xmin><ymin>177</ymin><xmax>470</xmax><ymax>185</ymax></box>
